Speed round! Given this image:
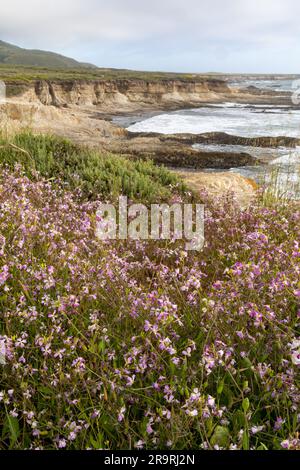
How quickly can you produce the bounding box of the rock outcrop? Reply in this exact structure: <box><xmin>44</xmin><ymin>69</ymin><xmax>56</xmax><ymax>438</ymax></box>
<box><xmin>0</xmin><ymin>101</ymin><xmax>126</xmax><ymax>139</ymax></box>
<box><xmin>174</xmin><ymin>170</ymin><xmax>258</xmax><ymax>207</ymax></box>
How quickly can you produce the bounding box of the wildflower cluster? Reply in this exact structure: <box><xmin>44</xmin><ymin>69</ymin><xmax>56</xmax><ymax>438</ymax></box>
<box><xmin>0</xmin><ymin>166</ymin><xmax>299</xmax><ymax>450</ymax></box>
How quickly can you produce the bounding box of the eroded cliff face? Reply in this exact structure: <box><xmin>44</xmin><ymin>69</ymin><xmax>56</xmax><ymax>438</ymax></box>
<box><xmin>0</xmin><ymin>100</ymin><xmax>127</xmax><ymax>139</ymax></box>
<box><xmin>7</xmin><ymin>78</ymin><xmax>231</xmax><ymax>111</ymax></box>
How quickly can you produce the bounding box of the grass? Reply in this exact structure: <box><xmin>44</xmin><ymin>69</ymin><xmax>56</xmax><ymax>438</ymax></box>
<box><xmin>261</xmin><ymin>165</ymin><xmax>300</xmax><ymax>203</ymax></box>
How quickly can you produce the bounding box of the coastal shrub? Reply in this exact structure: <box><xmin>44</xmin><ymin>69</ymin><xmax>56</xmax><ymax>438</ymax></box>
<box><xmin>0</xmin><ymin>166</ymin><xmax>299</xmax><ymax>450</ymax></box>
<box><xmin>0</xmin><ymin>132</ymin><xmax>185</xmax><ymax>202</ymax></box>
<box><xmin>0</xmin><ymin>63</ymin><xmax>218</xmax><ymax>84</ymax></box>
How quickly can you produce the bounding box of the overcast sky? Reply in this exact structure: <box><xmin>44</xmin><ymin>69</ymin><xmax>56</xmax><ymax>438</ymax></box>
<box><xmin>0</xmin><ymin>0</ymin><xmax>298</xmax><ymax>73</ymax></box>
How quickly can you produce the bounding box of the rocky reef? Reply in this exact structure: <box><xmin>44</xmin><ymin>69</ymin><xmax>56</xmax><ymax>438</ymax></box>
<box><xmin>136</xmin><ymin>131</ymin><xmax>300</xmax><ymax>148</ymax></box>
<box><xmin>105</xmin><ymin>134</ymin><xmax>256</xmax><ymax>168</ymax></box>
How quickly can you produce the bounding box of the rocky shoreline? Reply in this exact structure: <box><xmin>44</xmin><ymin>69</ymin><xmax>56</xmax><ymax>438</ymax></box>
<box><xmin>106</xmin><ymin>136</ymin><xmax>257</xmax><ymax>169</ymax></box>
<box><xmin>1</xmin><ymin>76</ymin><xmax>298</xmax><ymax>201</ymax></box>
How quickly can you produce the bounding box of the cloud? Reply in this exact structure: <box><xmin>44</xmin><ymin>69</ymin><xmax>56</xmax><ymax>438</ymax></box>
<box><xmin>0</xmin><ymin>0</ymin><xmax>299</xmax><ymax>72</ymax></box>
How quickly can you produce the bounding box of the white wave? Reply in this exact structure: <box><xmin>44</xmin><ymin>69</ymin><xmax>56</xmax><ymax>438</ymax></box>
<box><xmin>128</xmin><ymin>106</ymin><xmax>300</xmax><ymax>137</ymax></box>
<box><xmin>270</xmin><ymin>148</ymin><xmax>300</xmax><ymax>166</ymax></box>
<box><xmin>207</xmin><ymin>103</ymin><xmax>290</xmax><ymax>109</ymax></box>
<box><xmin>207</xmin><ymin>102</ymin><xmax>246</xmax><ymax>108</ymax></box>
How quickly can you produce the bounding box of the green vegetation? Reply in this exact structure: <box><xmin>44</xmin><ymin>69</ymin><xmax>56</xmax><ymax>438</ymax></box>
<box><xmin>0</xmin><ymin>132</ymin><xmax>186</xmax><ymax>202</ymax></box>
<box><xmin>0</xmin><ymin>62</ymin><xmax>220</xmax><ymax>83</ymax></box>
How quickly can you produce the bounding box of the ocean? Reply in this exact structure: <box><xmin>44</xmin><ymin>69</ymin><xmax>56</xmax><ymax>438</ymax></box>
<box><xmin>228</xmin><ymin>78</ymin><xmax>297</xmax><ymax>92</ymax></box>
<box><xmin>125</xmin><ymin>81</ymin><xmax>300</xmax><ymax>198</ymax></box>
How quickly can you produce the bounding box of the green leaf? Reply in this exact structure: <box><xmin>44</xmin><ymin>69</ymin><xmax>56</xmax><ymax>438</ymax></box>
<box><xmin>3</xmin><ymin>415</ymin><xmax>20</xmax><ymax>448</ymax></box>
<box><xmin>98</xmin><ymin>340</ymin><xmax>106</xmax><ymax>353</ymax></box>
<box><xmin>210</xmin><ymin>426</ymin><xmax>230</xmax><ymax>448</ymax></box>
<box><xmin>217</xmin><ymin>380</ymin><xmax>224</xmax><ymax>395</ymax></box>
<box><xmin>242</xmin><ymin>430</ymin><xmax>249</xmax><ymax>450</ymax></box>
<box><xmin>206</xmin><ymin>417</ymin><xmax>214</xmax><ymax>436</ymax></box>
<box><xmin>90</xmin><ymin>433</ymin><xmax>103</xmax><ymax>449</ymax></box>
<box><xmin>257</xmin><ymin>443</ymin><xmax>268</xmax><ymax>450</ymax></box>
<box><xmin>242</xmin><ymin>398</ymin><xmax>250</xmax><ymax>413</ymax></box>
<box><xmin>222</xmin><ymin>386</ymin><xmax>234</xmax><ymax>408</ymax></box>
<box><xmin>232</xmin><ymin>410</ymin><xmax>246</xmax><ymax>432</ymax></box>
<box><xmin>243</xmin><ymin>381</ymin><xmax>249</xmax><ymax>391</ymax></box>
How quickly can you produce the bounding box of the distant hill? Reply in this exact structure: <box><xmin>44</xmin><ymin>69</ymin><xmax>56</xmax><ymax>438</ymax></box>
<box><xmin>0</xmin><ymin>40</ymin><xmax>95</xmax><ymax>68</ymax></box>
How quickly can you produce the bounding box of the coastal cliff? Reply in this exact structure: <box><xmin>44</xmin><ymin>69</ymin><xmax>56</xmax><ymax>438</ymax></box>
<box><xmin>7</xmin><ymin>78</ymin><xmax>230</xmax><ymax>111</ymax></box>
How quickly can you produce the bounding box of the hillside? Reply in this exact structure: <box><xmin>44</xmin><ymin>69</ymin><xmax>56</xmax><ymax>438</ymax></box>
<box><xmin>0</xmin><ymin>39</ymin><xmax>95</xmax><ymax>68</ymax></box>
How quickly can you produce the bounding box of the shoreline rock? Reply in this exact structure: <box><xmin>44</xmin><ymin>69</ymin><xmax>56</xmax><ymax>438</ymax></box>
<box><xmin>106</xmin><ymin>137</ymin><xmax>256</xmax><ymax>168</ymax></box>
<box><xmin>131</xmin><ymin>131</ymin><xmax>300</xmax><ymax>148</ymax></box>
<box><xmin>173</xmin><ymin>170</ymin><xmax>258</xmax><ymax>207</ymax></box>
